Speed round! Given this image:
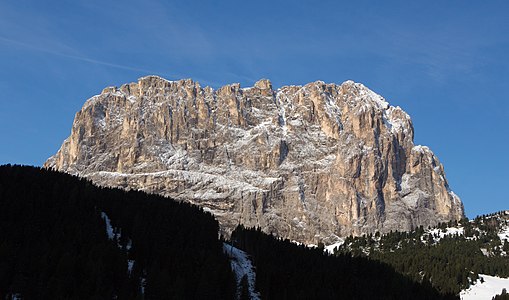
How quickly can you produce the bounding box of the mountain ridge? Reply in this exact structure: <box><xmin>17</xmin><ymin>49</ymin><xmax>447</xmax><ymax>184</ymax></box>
<box><xmin>45</xmin><ymin>75</ymin><xmax>464</xmax><ymax>244</ymax></box>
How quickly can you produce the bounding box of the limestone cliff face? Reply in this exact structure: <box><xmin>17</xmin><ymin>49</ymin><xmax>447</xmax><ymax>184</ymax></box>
<box><xmin>45</xmin><ymin>76</ymin><xmax>464</xmax><ymax>245</ymax></box>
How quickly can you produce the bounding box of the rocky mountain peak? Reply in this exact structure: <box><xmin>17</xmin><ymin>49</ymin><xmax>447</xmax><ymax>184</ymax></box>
<box><xmin>254</xmin><ymin>78</ymin><xmax>272</xmax><ymax>90</ymax></box>
<box><xmin>45</xmin><ymin>76</ymin><xmax>464</xmax><ymax>245</ymax></box>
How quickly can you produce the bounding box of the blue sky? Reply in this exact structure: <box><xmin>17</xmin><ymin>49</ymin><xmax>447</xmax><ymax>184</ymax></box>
<box><xmin>0</xmin><ymin>0</ymin><xmax>507</xmax><ymax>218</ymax></box>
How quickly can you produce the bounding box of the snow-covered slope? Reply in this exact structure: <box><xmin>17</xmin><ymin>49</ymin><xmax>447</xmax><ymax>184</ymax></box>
<box><xmin>223</xmin><ymin>243</ymin><xmax>261</xmax><ymax>300</ymax></box>
<box><xmin>460</xmin><ymin>274</ymin><xmax>509</xmax><ymax>300</ymax></box>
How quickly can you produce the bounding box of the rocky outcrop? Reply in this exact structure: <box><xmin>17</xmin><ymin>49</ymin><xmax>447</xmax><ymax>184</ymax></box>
<box><xmin>45</xmin><ymin>75</ymin><xmax>464</xmax><ymax>245</ymax></box>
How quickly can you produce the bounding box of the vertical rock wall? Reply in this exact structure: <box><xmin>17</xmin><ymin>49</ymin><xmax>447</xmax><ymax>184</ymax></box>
<box><xmin>45</xmin><ymin>76</ymin><xmax>464</xmax><ymax>244</ymax></box>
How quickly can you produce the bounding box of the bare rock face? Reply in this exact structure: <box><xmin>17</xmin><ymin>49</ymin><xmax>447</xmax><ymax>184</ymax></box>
<box><xmin>45</xmin><ymin>76</ymin><xmax>464</xmax><ymax>245</ymax></box>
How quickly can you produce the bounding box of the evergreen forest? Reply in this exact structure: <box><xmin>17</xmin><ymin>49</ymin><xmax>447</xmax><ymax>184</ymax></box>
<box><xmin>231</xmin><ymin>226</ymin><xmax>458</xmax><ymax>299</ymax></box>
<box><xmin>0</xmin><ymin>165</ymin><xmax>235</xmax><ymax>299</ymax></box>
<box><xmin>0</xmin><ymin>165</ymin><xmax>472</xmax><ymax>299</ymax></box>
<box><xmin>336</xmin><ymin>217</ymin><xmax>509</xmax><ymax>295</ymax></box>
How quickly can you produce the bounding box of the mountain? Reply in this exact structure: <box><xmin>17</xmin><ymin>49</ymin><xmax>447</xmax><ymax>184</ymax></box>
<box><xmin>334</xmin><ymin>211</ymin><xmax>509</xmax><ymax>296</ymax></box>
<box><xmin>0</xmin><ymin>165</ymin><xmax>454</xmax><ymax>299</ymax></box>
<box><xmin>45</xmin><ymin>75</ymin><xmax>464</xmax><ymax>244</ymax></box>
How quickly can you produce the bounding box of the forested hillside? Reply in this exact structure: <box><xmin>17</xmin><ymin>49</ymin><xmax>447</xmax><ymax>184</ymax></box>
<box><xmin>231</xmin><ymin>226</ymin><xmax>458</xmax><ymax>300</ymax></box>
<box><xmin>335</xmin><ymin>214</ymin><xmax>509</xmax><ymax>295</ymax></box>
<box><xmin>0</xmin><ymin>165</ymin><xmax>461</xmax><ymax>299</ymax></box>
<box><xmin>0</xmin><ymin>165</ymin><xmax>235</xmax><ymax>299</ymax></box>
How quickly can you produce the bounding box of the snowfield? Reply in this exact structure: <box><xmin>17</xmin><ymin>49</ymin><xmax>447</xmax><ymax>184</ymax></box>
<box><xmin>460</xmin><ymin>274</ymin><xmax>509</xmax><ymax>300</ymax></box>
<box><xmin>223</xmin><ymin>243</ymin><xmax>261</xmax><ymax>300</ymax></box>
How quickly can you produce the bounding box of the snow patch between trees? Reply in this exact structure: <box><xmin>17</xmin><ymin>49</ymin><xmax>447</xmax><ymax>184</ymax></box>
<box><xmin>101</xmin><ymin>212</ymin><xmax>115</xmax><ymax>240</ymax></box>
<box><xmin>101</xmin><ymin>212</ymin><xmax>143</xmax><ymax>294</ymax></box>
<box><xmin>426</xmin><ymin>227</ymin><xmax>464</xmax><ymax>242</ymax></box>
<box><xmin>325</xmin><ymin>240</ymin><xmax>345</xmax><ymax>254</ymax></box>
<box><xmin>223</xmin><ymin>243</ymin><xmax>261</xmax><ymax>300</ymax></box>
<box><xmin>498</xmin><ymin>225</ymin><xmax>509</xmax><ymax>244</ymax></box>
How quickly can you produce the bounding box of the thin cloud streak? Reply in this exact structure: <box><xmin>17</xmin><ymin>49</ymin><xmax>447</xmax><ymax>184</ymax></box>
<box><xmin>0</xmin><ymin>34</ymin><xmax>252</xmax><ymax>89</ymax></box>
<box><xmin>0</xmin><ymin>35</ymin><xmax>183</xmax><ymax>78</ymax></box>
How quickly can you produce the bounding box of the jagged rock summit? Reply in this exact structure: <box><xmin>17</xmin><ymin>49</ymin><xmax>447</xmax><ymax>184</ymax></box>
<box><xmin>45</xmin><ymin>75</ymin><xmax>464</xmax><ymax>244</ymax></box>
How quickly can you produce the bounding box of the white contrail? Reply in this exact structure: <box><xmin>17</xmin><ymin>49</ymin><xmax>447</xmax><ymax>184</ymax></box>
<box><xmin>0</xmin><ymin>35</ymin><xmax>172</xmax><ymax>76</ymax></box>
<box><xmin>0</xmin><ymin>35</ymin><xmax>250</xmax><ymax>88</ymax></box>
